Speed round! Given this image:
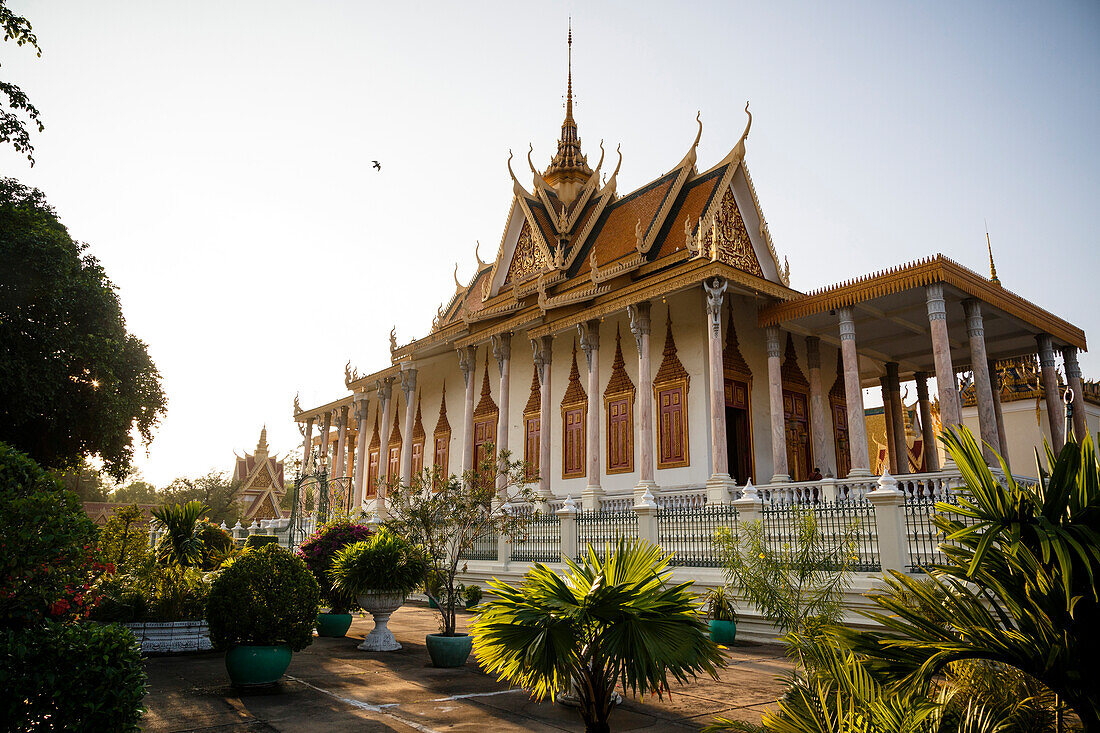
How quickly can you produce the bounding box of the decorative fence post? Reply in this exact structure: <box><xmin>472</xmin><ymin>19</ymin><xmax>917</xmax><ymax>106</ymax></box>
<box><xmin>496</xmin><ymin>502</ymin><xmax>512</xmax><ymax>568</ymax></box>
<box><xmin>820</xmin><ymin>477</ymin><xmax>838</xmax><ymax>503</ymax></box>
<box><xmin>248</xmin><ymin>520</ymin><xmax>260</xmax><ymax>536</ymax></box>
<box><xmin>731</xmin><ymin>479</ymin><xmax>762</xmax><ymax>525</ymax></box>
<box><xmin>557</xmin><ymin>496</ymin><xmax>579</xmax><ymax>562</ymax></box>
<box><xmin>633</xmin><ymin>488</ymin><xmax>658</xmax><ymax>546</ymax></box>
<box><xmin>232</xmin><ymin>520</ymin><xmax>245</xmax><ymax>542</ymax></box>
<box><xmin>866</xmin><ymin>470</ymin><xmax>907</xmax><ymax>573</ymax></box>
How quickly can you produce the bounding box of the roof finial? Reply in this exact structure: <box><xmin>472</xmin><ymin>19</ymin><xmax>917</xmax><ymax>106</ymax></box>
<box><xmin>986</xmin><ymin>225</ymin><xmax>1000</xmax><ymax>285</ymax></box>
<box><xmin>566</xmin><ymin>18</ymin><xmax>573</xmax><ymax>122</ymax></box>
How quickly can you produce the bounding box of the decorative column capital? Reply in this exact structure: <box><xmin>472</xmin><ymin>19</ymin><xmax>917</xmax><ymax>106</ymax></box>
<box><xmin>457</xmin><ymin>345</ymin><xmax>476</xmax><ymax>387</ymax></box>
<box><xmin>531</xmin><ymin>335</ymin><xmax>553</xmax><ymax>386</ymax></box>
<box><xmin>914</xmin><ymin>372</ymin><xmax>930</xmax><ymax>399</ymax></box>
<box><xmin>375</xmin><ymin>376</ymin><xmax>394</xmax><ymax>403</ymax></box>
<box><xmin>1036</xmin><ymin>334</ymin><xmax>1056</xmax><ymax>367</ymax></box>
<box><xmin>627</xmin><ymin>301</ymin><xmax>652</xmax><ymax>351</ymax></box>
<box><xmin>577</xmin><ymin>320</ymin><xmax>600</xmax><ymax>371</ymax></box>
<box><xmin>765</xmin><ymin>326</ymin><xmax>781</xmax><ymax>359</ymax></box>
<box><xmin>806</xmin><ymin>336</ymin><xmax>821</xmax><ymax>370</ymax></box>
<box><xmin>885</xmin><ymin>361</ymin><xmax>900</xmax><ymax>382</ymax></box>
<box><xmin>837</xmin><ymin>307</ymin><xmax>856</xmax><ymax>340</ymax></box>
<box><xmin>962</xmin><ymin>298</ymin><xmax>984</xmax><ymax>336</ymax></box>
<box><xmin>926</xmin><ymin>283</ymin><xmax>947</xmax><ymax>321</ymax></box>
<box><xmin>1062</xmin><ymin>346</ymin><xmax>1082</xmax><ymax>379</ymax></box>
<box><xmin>399</xmin><ymin>367</ymin><xmax>417</xmax><ymax>399</ymax></box>
<box><xmin>352</xmin><ymin>395</ymin><xmax>369</xmax><ymax>423</ymax></box>
<box><xmin>335</xmin><ymin>404</ymin><xmax>349</xmax><ymax>428</ymax></box>
<box><xmin>703</xmin><ymin>277</ymin><xmax>727</xmax><ymax>338</ymax></box>
<box><xmin>490</xmin><ymin>333</ymin><xmax>512</xmax><ymax>375</ymax></box>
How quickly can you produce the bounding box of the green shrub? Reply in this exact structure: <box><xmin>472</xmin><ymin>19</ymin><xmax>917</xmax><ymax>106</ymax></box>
<box><xmin>198</xmin><ymin>521</ymin><xmax>236</xmax><ymax>569</ymax></box>
<box><xmin>704</xmin><ymin>586</ymin><xmax>738</xmax><ymax>622</ymax></box>
<box><xmin>0</xmin><ymin>621</ymin><xmax>146</xmax><ymax>732</ymax></box>
<box><xmin>206</xmin><ymin>544</ymin><xmax>319</xmax><ymax>651</ymax></box>
<box><xmin>331</xmin><ymin>527</ymin><xmax>426</xmax><ymax>597</ymax></box>
<box><xmin>98</xmin><ymin>504</ymin><xmax>152</xmax><ymax>574</ymax></box>
<box><xmin>0</xmin><ymin>443</ymin><xmax>102</xmax><ymax>624</ymax></box>
<box><xmin>243</xmin><ymin>534</ymin><xmax>279</xmax><ymax>550</ymax></box>
<box><xmin>463</xmin><ymin>584</ymin><xmax>483</xmax><ymax>608</ymax></box>
<box><xmin>296</xmin><ymin>519</ymin><xmax>374</xmax><ymax>613</ymax></box>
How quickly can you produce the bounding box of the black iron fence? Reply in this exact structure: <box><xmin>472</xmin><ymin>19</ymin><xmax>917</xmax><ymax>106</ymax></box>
<box><xmin>905</xmin><ymin>494</ymin><xmax>979</xmax><ymax>572</ymax></box>
<box><xmin>510</xmin><ymin>512</ymin><xmax>562</xmax><ymax>563</ymax></box>
<box><xmin>656</xmin><ymin>504</ymin><xmax>739</xmax><ymax>567</ymax></box>
<box><xmin>459</xmin><ymin>525</ymin><xmax>499</xmax><ymax>561</ymax></box>
<box><xmin>760</xmin><ymin>499</ymin><xmax>880</xmax><ymax>572</ymax></box>
<box><xmin>575</xmin><ymin>510</ymin><xmax>639</xmax><ymax>560</ymax></box>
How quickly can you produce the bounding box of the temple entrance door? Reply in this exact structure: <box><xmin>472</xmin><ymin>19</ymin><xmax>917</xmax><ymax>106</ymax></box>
<box><xmin>724</xmin><ymin>378</ymin><xmax>753</xmax><ymax>484</ymax></box>
<box><xmin>783</xmin><ymin>390</ymin><xmax>812</xmax><ymax>481</ymax></box>
<box><xmin>831</xmin><ymin>402</ymin><xmax>851</xmax><ymax>478</ymax></box>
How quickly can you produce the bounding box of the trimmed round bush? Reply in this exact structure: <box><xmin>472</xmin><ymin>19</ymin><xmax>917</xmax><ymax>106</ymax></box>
<box><xmin>198</xmin><ymin>521</ymin><xmax>236</xmax><ymax>569</ymax></box>
<box><xmin>206</xmin><ymin>544</ymin><xmax>320</xmax><ymax>652</ymax></box>
<box><xmin>463</xmin><ymin>584</ymin><xmax>483</xmax><ymax>608</ymax></box>
<box><xmin>297</xmin><ymin>520</ymin><xmax>373</xmax><ymax>613</ymax></box>
<box><xmin>0</xmin><ymin>620</ymin><xmax>146</xmax><ymax>732</ymax></box>
<box><xmin>243</xmin><ymin>534</ymin><xmax>279</xmax><ymax>550</ymax></box>
<box><xmin>331</xmin><ymin>528</ymin><xmax>426</xmax><ymax>597</ymax></box>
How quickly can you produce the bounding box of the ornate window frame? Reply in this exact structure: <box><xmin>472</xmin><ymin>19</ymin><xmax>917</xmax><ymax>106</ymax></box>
<box><xmin>603</xmin><ymin>327</ymin><xmax>635</xmax><ymax>475</ymax></box>
<box><xmin>653</xmin><ymin>316</ymin><xmax>690</xmax><ymax>470</ymax></box>
<box><xmin>561</xmin><ymin>342</ymin><xmax>587</xmax><ymax>479</ymax></box>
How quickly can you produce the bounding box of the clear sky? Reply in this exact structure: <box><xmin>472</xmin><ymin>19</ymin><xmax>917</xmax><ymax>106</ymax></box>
<box><xmin>2</xmin><ymin>1</ymin><xmax>1097</xmax><ymax>486</ymax></box>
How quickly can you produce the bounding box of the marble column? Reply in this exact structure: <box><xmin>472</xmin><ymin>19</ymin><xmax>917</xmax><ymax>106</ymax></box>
<box><xmin>806</xmin><ymin>336</ymin><xmax>831</xmax><ymax>478</ymax></box>
<box><xmin>352</xmin><ymin>395</ymin><xmax>369</xmax><ymax>508</ymax></box>
<box><xmin>492</xmin><ymin>334</ymin><xmax>512</xmax><ymax>492</ymax></box>
<box><xmin>703</xmin><ymin>278</ymin><xmax>733</xmax><ymax>501</ymax></box>
<box><xmin>628</xmin><ymin>301</ymin><xmax>658</xmax><ymax>497</ymax></box>
<box><xmin>886</xmin><ymin>362</ymin><xmax>908</xmax><ymax>474</ymax></box>
<box><xmin>334</xmin><ymin>405</ymin><xmax>349</xmax><ymax>479</ymax></box>
<box><xmin>1037</xmin><ymin>334</ymin><xmax>1065</xmax><ymax>452</ymax></box>
<box><xmin>319</xmin><ymin>410</ymin><xmax>333</xmax><ymax>473</ymax></box>
<box><xmin>989</xmin><ymin>360</ymin><xmax>1009</xmax><ymax>465</ymax></box>
<box><xmin>458</xmin><ymin>345</ymin><xmax>477</xmax><ymax>475</ymax></box>
<box><xmin>837</xmin><ymin>308</ymin><xmax>871</xmax><ymax>477</ymax></box>
<box><xmin>302</xmin><ymin>417</ymin><xmax>315</xmax><ymax>471</ymax></box>
<box><xmin>926</xmin><ymin>284</ymin><xmax>961</xmax><ymax>430</ymax></box>
<box><xmin>1062</xmin><ymin>345</ymin><xmax>1087</xmax><ymax>442</ymax></box>
<box><xmin>914</xmin><ymin>372</ymin><xmax>939</xmax><ymax>472</ymax></box>
<box><xmin>766</xmin><ymin>326</ymin><xmax>789</xmax><ymax>484</ymax></box>
<box><xmin>532</xmin><ymin>336</ymin><xmax>553</xmax><ymax>503</ymax></box>
<box><xmin>881</xmin><ymin>377</ymin><xmax>898</xmax><ymax>475</ymax></box>
<box><xmin>578</xmin><ymin>320</ymin><xmax>602</xmax><ymax>508</ymax></box>
<box><xmin>963</xmin><ymin>299</ymin><xmax>1000</xmax><ymax>465</ymax></box>
<box><xmin>399</xmin><ymin>367</ymin><xmax>417</xmax><ymax>486</ymax></box>
<box><xmin>376</xmin><ymin>378</ymin><xmax>394</xmax><ymax>483</ymax></box>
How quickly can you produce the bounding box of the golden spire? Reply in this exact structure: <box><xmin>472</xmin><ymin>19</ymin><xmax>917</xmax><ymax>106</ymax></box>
<box><xmin>543</xmin><ymin>19</ymin><xmax>592</xmax><ymax>201</ymax></box>
<box><xmin>986</xmin><ymin>229</ymin><xmax>1000</xmax><ymax>285</ymax></box>
<box><xmin>565</xmin><ymin>19</ymin><xmax>574</xmax><ymax>124</ymax></box>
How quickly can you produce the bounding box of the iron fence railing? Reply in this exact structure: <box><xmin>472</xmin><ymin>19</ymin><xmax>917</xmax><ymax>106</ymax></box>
<box><xmin>459</xmin><ymin>525</ymin><xmax>499</xmax><ymax>561</ymax></box>
<box><xmin>656</xmin><ymin>504</ymin><xmax>739</xmax><ymax>567</ymax></box>
<box><xmin>761</xmin><ymin>499</ymin><xmax>880</xmax><ymax>572</ymax></box>
<box><xmin>575</xmin><ymin>509</ymin><xmax>638</xmax><ymax>560</ymax></box>
<box><xmin>510</xmin><ymin>512</ymin><xmax>562</xmax><ymax>563</ymax></box>
<box><xmin>905</xmin><ymin>494</ymin><xmax>980</xmax><ymax>573</ymax></box>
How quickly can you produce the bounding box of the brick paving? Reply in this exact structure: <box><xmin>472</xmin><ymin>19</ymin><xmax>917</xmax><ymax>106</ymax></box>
<box><xmin>142</xmin><ymin>603</ymin><xmax>790</xmax><ymax>732</ymax></box>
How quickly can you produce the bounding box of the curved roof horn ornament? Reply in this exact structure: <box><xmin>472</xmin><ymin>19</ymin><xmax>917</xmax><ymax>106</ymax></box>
<box><xmin>475</xmin><ymin>241</ymin><xmax>488</xmax><ymax>271</ymax></box>
<box><xmin>670</xmin><ymin>111</ymin><xmax>703</xmax><ymax>173</ymax></box>
<box><xmin>719</xmin><ymin>101</ymin><xmax>753</xmax><ymax>166</ymax></box>
<box><xmin>603</xmin><ymin>143</ymin><xmax>623</xmax><ymax>197</ymax></box>
<box><xmin>506</xmin><ymin>148</ymin><xmax>532</xmax><ymax>197</ymax></box>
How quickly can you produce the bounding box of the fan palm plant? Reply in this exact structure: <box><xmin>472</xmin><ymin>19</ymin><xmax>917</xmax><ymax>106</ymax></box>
<box><xmin>151</xmin><ymin>500</ymin><xmax>209</xmax><ymax>568</ymax></box>
<box><xmin>838</xmin><ymin>427</ymin><xmax>1100</xmax><ymax>729</ymax></box>
<box><xmin>471</xmin><ymin>538</ymin><xmax>725</xmax><ymax>733</ymax></box>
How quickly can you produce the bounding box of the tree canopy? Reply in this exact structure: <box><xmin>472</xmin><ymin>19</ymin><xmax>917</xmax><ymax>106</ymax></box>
<box><xmin>0</xmin><ymin>1</ymin><xmax>43</xmax><ymax>164</ymax></box>
<box><xmin>0</xmin><ymin>178</ymin><xmax>166</xmax><ymax>480</ymax></box>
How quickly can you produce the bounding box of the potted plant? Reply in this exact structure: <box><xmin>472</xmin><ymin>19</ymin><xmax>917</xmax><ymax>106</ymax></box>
<box><xmin>297</xmin><ymin>520</ymin><xmax>373</xmax><ymax>637</ymax></box>
<box><xmin>704</xmin><ymin>586</ymin><xmax>738</xmax><ymax>645</ymax></box>
<box><xmin>206</xmin><ymin>544</ymin><xmax>320</xmax><ymax>686</ymax></box>
<box><xmin>330</xmin><ymin>528</ymin><xmax>425</xmax><ymax>651</ymax></box>
<box><xmin>384</xmin><ymin>446</ymin><xmax>534</xmax><ymax>668</ymax></box>
<box><xmin>463</xmin><ymin>584</ymin><xmax>482</xmax><ymax>610</ymax></box>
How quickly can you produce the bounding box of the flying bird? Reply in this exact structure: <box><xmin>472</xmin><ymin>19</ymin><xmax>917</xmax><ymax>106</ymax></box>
<box><xmin>372</xmin><ymin>160</ymin><xmax>381</xmax><ymax>171</ymax></box>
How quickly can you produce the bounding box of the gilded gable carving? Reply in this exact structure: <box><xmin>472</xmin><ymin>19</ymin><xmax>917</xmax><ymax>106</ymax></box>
<box><xmin>713</xmin><ymin>188</ymin><xmax>763</xmax><ymax>277</ymax></box>
<box><xmin>504</xmin><ymin>220</ymin><xmax>549</xmax><ymax>286</ymax></box>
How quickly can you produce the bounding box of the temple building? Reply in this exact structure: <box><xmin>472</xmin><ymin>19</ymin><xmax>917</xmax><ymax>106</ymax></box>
<box><xmin>293</xmin><ymin>37</ymin><xmax>1088</xmax><ymax>513</ymax></box>
<box><xmin>232</xmin><ymin>427</ymin><xmax>287</xmax><ymax>520</ymax></box>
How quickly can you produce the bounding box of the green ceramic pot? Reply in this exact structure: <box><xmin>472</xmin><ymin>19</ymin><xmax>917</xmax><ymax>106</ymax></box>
<box><xmin>709</xmin><ymin>619</ymin><xmax>737</xmax><ymax>645</ymax></box>
<box><xmin>427</xmin><ymin>597</ymin><xmax>439</xmax><ymax>609</ymax></box>
<box><xmin>225</xmin><ymin>643</ymin><xmax>293</xmax><ymax>686</ymax></box>
<box><xmin>425</xmin><ymin>633</ymin><xmax>473</xmax><ymax>668</ymax></box>
<box><xmin>316</xmin><ymin>612</ymin><xmax>353</xmax><ymax>638</ymax></box>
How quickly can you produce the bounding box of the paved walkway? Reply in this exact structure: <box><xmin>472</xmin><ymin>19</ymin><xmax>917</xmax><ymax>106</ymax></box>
<box><xmin>143</xmin><ymin>604</ymin><xmax>790</xmax><ymax>732</ymax></box>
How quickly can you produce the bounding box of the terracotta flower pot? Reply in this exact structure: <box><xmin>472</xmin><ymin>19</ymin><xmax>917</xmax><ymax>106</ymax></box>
<box><xmin>355</xmin><ymin>591</ymin><xmax>405</xmax><ymax>651</ymax></box>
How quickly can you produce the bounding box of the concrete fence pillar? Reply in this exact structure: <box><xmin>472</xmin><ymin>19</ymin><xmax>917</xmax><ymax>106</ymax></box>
<box><xmin>866</xmin><ymin>470</ymin><xmax>908</xmax><ymax>573</ymax></box>
<box><xmin>820</xmin><ymin>477</ymin><xmax>838</xmax><ymax>503</ymax></box>
<box><xmin>496</xmin><ymin>502</ymin><xmax>512</xmax><ymax>568</ymax></box>
<box><xmin>634</xmin><ymin>488</ymin><xmax>659</xmax><ymax>546</ymax></box>
<box><xmin>557</xmin><ymin>496</ymin><xmax>579</xmax><ymax>562</ymax></box>
<box><xmin>731</xmin><ymin>480</ymin><xmax>762</xmax><ymax>525</ymax></box>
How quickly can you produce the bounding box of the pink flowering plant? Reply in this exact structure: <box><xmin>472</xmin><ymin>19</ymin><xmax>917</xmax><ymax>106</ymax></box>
<box><xmin>297</xmin><ymin>519</ymin><xmax>373</xmax><ymax>613</ymax></box>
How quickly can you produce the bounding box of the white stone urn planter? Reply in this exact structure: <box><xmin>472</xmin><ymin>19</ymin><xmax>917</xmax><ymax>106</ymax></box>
<box><xmin>355</xmin><ymin>591</ymin><xmax>405</xmax><ymax>651</ymax></box>
<box><xmin>123</xmin><ymin>620</ymin><xmax>213</xmax><ymax>654</ymax></box>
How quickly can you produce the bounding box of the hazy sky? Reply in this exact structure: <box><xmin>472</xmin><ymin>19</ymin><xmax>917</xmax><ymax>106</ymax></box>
<box><xmin>2</xmin><ymin>1</ymin><xmax>1097</xmax><ymax>486</ymax></box>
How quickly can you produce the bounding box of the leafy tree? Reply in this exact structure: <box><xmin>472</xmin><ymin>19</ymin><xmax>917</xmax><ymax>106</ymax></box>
<box><xmin>384</xmin><ymin>446</ymin><xmax>533</xmax><ymax>636</ymax></box>
<box><xmin>98</xmin><ymin>504</ymin><xmax>151</xmax><ymax>573</ymax></box>
<box><xmin>53</xmin><ymin>458</ymin><xmax>112</xmax><ymax>502</ymax></box>
<box><xmin>109</xmin><ymin>479</ymin><xmax>159</xmax><ymax>505</ymax></box>
<box><xmin>161</xmin><ymin>471</ymin><xmax>241</xmax><ymax>524</ymax></box>
<box><xmin>839</xmin><ymin>428</ymin><xmax>1100</xmax><ymax>729</ymax></box>
<box><xmin>472</xmin><ymin>539</ymin><xmax>726</xmax><ymax>733</ymax></box>
<box><xmin>0</xmin><ymin>2</ymin><xmax>43</xmax><ymax>165</ymax></box>
<box><xmin>0</xmin><ymin>179</ymin><xmax>166</xmax><ymax>479</ymax></box>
